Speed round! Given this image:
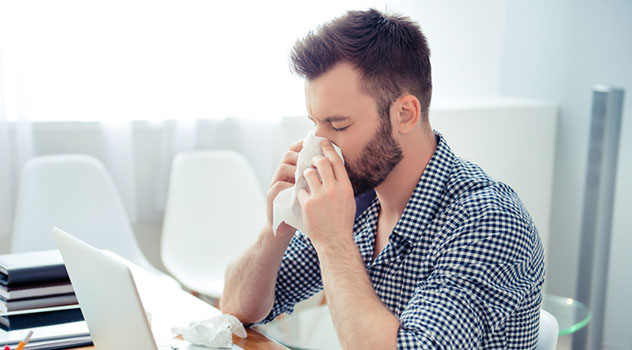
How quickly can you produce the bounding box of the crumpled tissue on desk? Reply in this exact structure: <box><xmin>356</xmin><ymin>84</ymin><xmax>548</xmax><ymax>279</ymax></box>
<box><xmin>172</xmin><ymin>314</ymin><xmax>246</xmax><ymax>349</ymax></box>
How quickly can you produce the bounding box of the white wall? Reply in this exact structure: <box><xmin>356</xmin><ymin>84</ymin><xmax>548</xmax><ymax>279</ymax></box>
<box><xmin>406</xmin><ymin>0</ymin><xmax>505</xmax><ymax>99</ymax></box>
<box><xmin>431</xmin><ymin>98</ymin><xmax>557</xmax><ymax>266</ymax></box>
<box><xmin>499</xmin><ymin>1</ymin><xmax>632</xmax><ymax>348</ymax></box>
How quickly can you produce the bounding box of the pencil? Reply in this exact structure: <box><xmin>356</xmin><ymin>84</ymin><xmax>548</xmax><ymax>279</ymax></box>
<box><xmin>15</xmin><ymin>330</ymin><xmax>33</xmax><ymax>350</ymax></box>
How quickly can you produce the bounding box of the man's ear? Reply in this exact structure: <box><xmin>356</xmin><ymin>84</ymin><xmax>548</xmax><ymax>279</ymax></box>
<box><xmin>392</xmin><ymin>95</ymin><xmax>421</xmax><ymax>134</ymax></box>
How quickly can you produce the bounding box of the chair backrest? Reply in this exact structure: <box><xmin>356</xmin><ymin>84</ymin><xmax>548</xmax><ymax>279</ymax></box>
<box><xmin>537</xmin><ymin>309</ymin><xmax>559</xmax><ymax>350</ymax></box>
<box><xmin>161</xmin><ymin>150</ymin><xmax>265</xmax><ymax>297</ymax></box>
<box><xmin>12</xmin><ymin>155</ymin><xmax>152</xmax><ymax>272</ymax></box>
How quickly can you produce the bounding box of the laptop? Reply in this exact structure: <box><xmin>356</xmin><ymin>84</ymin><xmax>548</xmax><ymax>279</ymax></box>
<box><xmin>52</xmin><ymin>227</ymin><xmax>243</xmax><ymax>350</ymax></box>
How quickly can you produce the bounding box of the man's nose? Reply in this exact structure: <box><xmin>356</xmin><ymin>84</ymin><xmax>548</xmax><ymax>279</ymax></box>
<box><xmin>313</xmin><ymin>125</ymin><xmax>329</xmax><ymax>139</ymax></box>
<box><xmin>313</xmin><ymin>128</ymin><xmax>339</xmax><ymax>152</ymax></box>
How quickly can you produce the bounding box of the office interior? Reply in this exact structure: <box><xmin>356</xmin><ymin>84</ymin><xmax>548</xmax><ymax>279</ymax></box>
<box><xmin>0</xmin><ymin>1</ymin><xmax>630</xmax><ymax>349</ymax></box>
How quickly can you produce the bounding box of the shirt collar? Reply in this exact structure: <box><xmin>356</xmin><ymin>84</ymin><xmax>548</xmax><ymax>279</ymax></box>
<box><xmin>393</xmin><ymin>132</ymin><xmax>455</xmax><ymax>245</ymax></box>
<box><xmin>353</xmin><ymin>132</ymin><xmax>456</xmax><ymax>248</ymax></box>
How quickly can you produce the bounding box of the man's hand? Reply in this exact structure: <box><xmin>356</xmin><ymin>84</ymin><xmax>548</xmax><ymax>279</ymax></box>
<box><xmin>266</xmin><ymin>139</ymin><xmax>303</xmax><ymax>239</ymax></box>
<box><xmin>295</xmin><ymin>140</ymin><xmax>398</xmax><ymax>349</ymax></box>
<box><xmin>296</xmin><ymin>140</ymin><xmax>356</xmax><ymax>252</ymax></box>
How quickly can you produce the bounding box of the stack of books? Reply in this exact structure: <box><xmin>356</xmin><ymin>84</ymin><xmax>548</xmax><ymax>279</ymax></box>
<box><xmin>0</xmin><ymin>320</ymin><xmax>91</xmax><ymax>350</ymax></box>
<box><xmin>0</xmin><ymin>250</ymin><xmax>84</xmax><ymax>331</ymax></box>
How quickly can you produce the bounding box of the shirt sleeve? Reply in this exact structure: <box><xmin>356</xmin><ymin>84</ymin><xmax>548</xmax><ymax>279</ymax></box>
<box><xmin>257</xmin><ymin>230</ymin><xmax>324</xmax><ymax>324</ymax></box>
<box><xmin>396</xmin><ymin>209</ymin><xmax>544</xmax><ymax>349</ymax></box>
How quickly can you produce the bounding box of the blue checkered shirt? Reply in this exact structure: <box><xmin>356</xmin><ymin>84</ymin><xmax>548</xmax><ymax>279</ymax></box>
<box><xmin>262</xmin><ymin>133</ymin><xmax>545</xmax><ymax>349</ymax></box>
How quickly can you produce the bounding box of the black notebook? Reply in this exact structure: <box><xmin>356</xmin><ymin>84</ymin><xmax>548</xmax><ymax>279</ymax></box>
<box><xmin>0</xmin><ymin>250</ymin><xmax>70</xmax><ymax>286</ymax></box>
<box><xmin>0</xmin><ymin>281</ymin><xmax>74</xmax><ymax>300</ymax></box>
<box><xmin>0</xmin><ymin>293</ymin><xmax>78</xmax><ymax>313</ymax></box>
<box><xmin>0</xmin><ymin>305</ymin><xmax>84</xmax><ymax>331</ymax></box>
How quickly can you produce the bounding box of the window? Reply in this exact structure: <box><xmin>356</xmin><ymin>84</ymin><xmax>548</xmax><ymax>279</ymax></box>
<box><xmin>0</xmin><ymin>0</ymin><xmax>408</xmax><ymax>122</ymax></box>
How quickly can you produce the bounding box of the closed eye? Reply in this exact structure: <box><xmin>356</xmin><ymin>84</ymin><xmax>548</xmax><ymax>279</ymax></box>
<box><xmin>308</xmin><ymin>115</ymin><xmax>351</xmax><ymax>132</ymax></box>
<box><xmin>331</xmin><ymin>124</ymin><xmax>350</xmax><ymax>132</ymax></box>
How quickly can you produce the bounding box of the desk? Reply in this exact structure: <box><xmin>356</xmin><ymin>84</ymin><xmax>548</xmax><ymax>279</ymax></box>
<box><xmin>64</xmin><ymin>260</ymin><xmax>289</xmax><ymax>350</ymax></box>
<box><xmin>68</xmin><ymin>327</ymin><xmax>288</xmax><ymax>349</ymax></box>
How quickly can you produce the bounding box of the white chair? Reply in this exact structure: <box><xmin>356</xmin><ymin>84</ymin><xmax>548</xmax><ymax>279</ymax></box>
<box><xmin>161</xmin><ymin>150</ymin><xmax>265</xmax><ymax>298</ymax></box>
<box><xmin>12</xmin><ymin>154</ymin><xmax>175</xmax><ymax>284</ymax></box>
<box><xmin>537</xmin><ymin>309</ymin><xmax>559</xmax><ymax>350</ymax></box>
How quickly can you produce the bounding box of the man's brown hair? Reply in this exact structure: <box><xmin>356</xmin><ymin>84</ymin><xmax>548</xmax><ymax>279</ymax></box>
<box><xmin>290</xmin><ymin>8</ymin><xmax>432</xmax><ymax>123</ymax></box>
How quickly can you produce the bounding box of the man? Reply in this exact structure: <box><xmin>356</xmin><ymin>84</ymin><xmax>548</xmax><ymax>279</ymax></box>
<box><xmin>221</xmin><ymin>9</ymin><xmax>544</xmax><ymax>349</ymax></box>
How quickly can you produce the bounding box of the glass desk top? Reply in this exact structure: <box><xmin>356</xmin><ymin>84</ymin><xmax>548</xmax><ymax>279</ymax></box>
<box><xmin>543</xmin><ymin>293</ymin><xmax>591</xmax><ymax>336</ymax></box>
<box><xmin>262</xmin><ymin>293</ymin><xmax>592</xmax><ymax>348</ymax></box>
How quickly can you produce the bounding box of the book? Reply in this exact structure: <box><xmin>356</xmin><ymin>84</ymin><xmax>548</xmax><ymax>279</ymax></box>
<box><xmin>0</xmin><ymin>305</ymin><xmax>84</xmax><ymax>331</ymax></box>
<box><xmin>0</xmin><ymin>250</ymin><xmax>69</xmax><ymax>286</ymax></box>
<box><xmin>0</xmin><ymin>281</ymin><xmax>74</xmax><ymax>300</ymax></box>
<box><xmin>0</xmin><ymin>320</ymin><xmax>91</xmax><ymax>349</ymax></box>
<box><xmin>21</xmin><ymin>335</ymin><xmax>92</xmax><ymax>350</ymax></box>
<box><xmin>0</xmin><ymin>293</ymin><xmax>78</xmax><ymax>313</ymax></box>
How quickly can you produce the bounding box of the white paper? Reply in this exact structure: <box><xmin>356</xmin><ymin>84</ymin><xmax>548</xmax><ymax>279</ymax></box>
<box><xmin>0</xmin><ymin>320</ymin><xmax>89</xmax><ymax>346</ymax></box>
<box><xmin>172</xmin><ymin>314</ymin><xmax>246</xmax><ymax>349</ymax></box>
<box><xmin>272</xmin><ymin>129</ymin><xmax>344</xmax><ymax>235</ymax></box>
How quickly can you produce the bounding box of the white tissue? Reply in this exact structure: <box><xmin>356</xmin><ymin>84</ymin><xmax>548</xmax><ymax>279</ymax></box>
<box><xmin>172</xmin><ymin>314</ymin><xmax>247</xmax><ymax>349</ymax></box>
<box><xmin>272</xmin><ymin>129</ymin><xmax>344</xmax><ymax>235</ymax></box>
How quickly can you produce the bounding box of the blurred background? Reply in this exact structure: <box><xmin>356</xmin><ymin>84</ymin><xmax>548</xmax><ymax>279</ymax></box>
<box><xmin>0</xmin><ymin>1</ymin><xmax>630</xmax><ymax>349</ymax></box>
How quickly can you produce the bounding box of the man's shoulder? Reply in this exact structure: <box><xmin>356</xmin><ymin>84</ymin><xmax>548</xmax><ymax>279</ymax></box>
<box><xmin>434</xmin><ymin>157</ymin><xmax>543</xmax><ymax>267</ymax></box>
<box><xmin>445</xmin><ymin>156</ymin><xmax>535</xmax><ymax>232</ymax></box>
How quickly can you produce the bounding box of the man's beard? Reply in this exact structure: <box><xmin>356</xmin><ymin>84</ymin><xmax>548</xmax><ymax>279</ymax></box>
<box><xmin>345</xmin><ymin>117</ymin><xmax>403</xmax><ymax>196</ymax></box>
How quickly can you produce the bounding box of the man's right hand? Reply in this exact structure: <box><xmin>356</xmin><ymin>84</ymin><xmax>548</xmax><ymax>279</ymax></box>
<box><xmin>266</xmin><ymin>139</ymin><xmax>303</xmax><ymax>239</ymax></box>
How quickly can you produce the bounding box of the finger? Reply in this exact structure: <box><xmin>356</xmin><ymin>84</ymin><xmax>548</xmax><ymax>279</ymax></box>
<box><xmin>270</xmin><ymin>181</ymin><xmax>293</xmax><ymax>195</ymax></box>
<box><xmin>270</xmin><ymin>163</ymin><xmax>296</xmax><ymax>186</ymax></box>
<box><xmin>320</xmin><ymin>140</ymin><xmax>347</xmax><ymax>180</ymax></box>
<box><xmin>303</xmin><ymin>168</ymin><xmax>322</xmax><ymax>193</ymax></box>
<box><xmin>288</xmin><ymin>139</ymin><xmax>304</xmax><ymax>153</ymax></box>
<box><xmin>281</xmin><ymin>150</ymin><xmax>299</xmax><ymax>165</ymax></box>
<box><xmin>296</xmin><ymin>188</ymin><xmax>310</xmax><ymax>207</ymax></box>
<box><xmin>311</xmin><ymin>155</ymin><xmax>334</xmax><ymax>186</ymax></box>
<box><xmin>268</xmin><ymin>181</ymin><xmax>293</xmax><ymax>202</ymax></box>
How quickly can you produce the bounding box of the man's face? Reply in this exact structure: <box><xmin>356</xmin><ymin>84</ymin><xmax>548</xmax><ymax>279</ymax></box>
<box><xmin>305</xmin><ymin>62</ymin><xmax>403</xmax><ymax>195</ymax></box>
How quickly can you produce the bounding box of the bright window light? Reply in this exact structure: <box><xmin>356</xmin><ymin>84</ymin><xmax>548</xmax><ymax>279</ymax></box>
<box><xmin>0</xmin><ymin>0</ymin><xmax>408</xmax><ymax>122</ymax></box>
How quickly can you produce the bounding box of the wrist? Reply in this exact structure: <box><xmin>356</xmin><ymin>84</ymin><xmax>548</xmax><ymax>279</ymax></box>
<box><xmin>260</xmin><ymin>225</ymin><xmax>294</xmax><ymax>251</ymax></box>
<box><xmin>312</xmin><ymin>231</ymin><xmax>356</xmax><ymax>260</ymax></box>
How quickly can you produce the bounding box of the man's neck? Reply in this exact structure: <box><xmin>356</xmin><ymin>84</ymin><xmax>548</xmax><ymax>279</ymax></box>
<box><xmin>375</xmin><ymin>130</ymin><xmax>437</xmax><ymax>221</ymax></box>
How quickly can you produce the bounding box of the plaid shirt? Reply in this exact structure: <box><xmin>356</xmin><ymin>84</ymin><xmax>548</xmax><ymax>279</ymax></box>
<box><xmin>262</xmin><ymin>133</ymin><xmax>545</xmax><ymax>349</ymax></box>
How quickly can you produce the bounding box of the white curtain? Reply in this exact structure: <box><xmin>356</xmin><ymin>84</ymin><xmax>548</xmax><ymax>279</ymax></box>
<box><xmin>0</xmin><ymin>0</ymin><xmax>510</xmax><ymax>237</ymax></box>
<box><xmin>0</xmin><ymin>5</ymin><xmax>35</xmax><ymax>238</ymax></box>
<box><xmin>0</xmin><ymin>0</ymin><xmax>422</xmax><ymax>123</ymax></box>
<box><xmin>0</xmin><ymin>61</ymin><xmax>11</xmax><ymax>238</ymax></box>
<box><xmin>0</xmin><ymin>116</ymin><xmax>313</xmax><ymax>236</ymax></box>
<box><xmin>0</xmin><ymin>0</ymin><xmax>332</xmax><ymax>237</ymax></box>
